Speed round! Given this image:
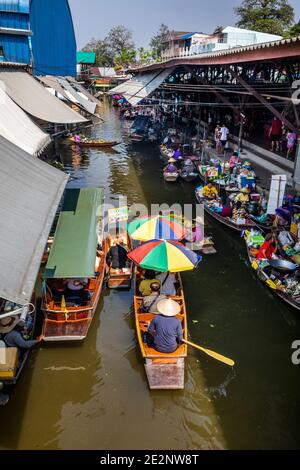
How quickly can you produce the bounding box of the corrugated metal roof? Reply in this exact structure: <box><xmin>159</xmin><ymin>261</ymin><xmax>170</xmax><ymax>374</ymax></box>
<box><xmin>0</xmin><ymin>1</ymin><xmax>29</xmax><ymax>13</ymax></box>
<box><xmin>30</xmin><ymin>0</ymin><xmax>76</xmax><ymax>76</ymax></box>
<box><xmin>0</xmin><ymin>135</ymin><xmax>68</xmax><ymax>305</ymax></box>
<box><xmin>77</xmin><ymin>51</ymin><xmax>96</xmax><ymax>64</ymax></box>
<box><xmin>0</xmin><ymin>83</ymin><xmax>51</xmax><ymax>155</ymax></box>
<box><xmin>0</xmin><ymin>70</ymin><xmax>88</xmax><ymax>123</ymax></box>
<box><xmin>45</xmin><ymin>188</ymin><xmax>104</xmax><ymax>279</ymax></box>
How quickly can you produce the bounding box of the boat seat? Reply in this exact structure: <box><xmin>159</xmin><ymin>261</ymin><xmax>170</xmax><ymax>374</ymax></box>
<box><xmin>144</xmin><ymin>344</ymin><xmax>186</xmax><ymax>359</ymax></box>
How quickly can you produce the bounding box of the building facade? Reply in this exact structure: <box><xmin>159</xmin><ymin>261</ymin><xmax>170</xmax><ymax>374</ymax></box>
<box><xmin>0</xmin><ymin>0</ymin><xmax>31</xmax><ymax>64</ymax></box>
<box><xmin>0</xmin><ymin>0</ymin><xmax>77</xmax><ymax>76</ymax></box>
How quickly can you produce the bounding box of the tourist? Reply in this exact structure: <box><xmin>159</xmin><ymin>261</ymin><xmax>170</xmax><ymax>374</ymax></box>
<box><xmin>269</xmin><ymin>117</ymin><xmax>282</xmax><ymax>152</ymax></box>
<box><xmin>106</xmin><ymin>237</ymin><xmax>128</xmax><ymax>270</ymax></box>
<box><xmin>139</xmin><ymin>270</ymin><xmax>160</xmax><ymax>297</ymax></box>
<box><xmin>202</xmin><ymin>182</ymin><xmax>218</xmax><ymax>199</ymax></box>
<box><xmin>220</xmin><ymin>124</ymin><xmax>229</xmax><ymax>150</ymax></box>
<box><xmin>256</xmin><ymin>233</ymin><xmax>278</xmax><ymax>260</ymax></box>
<box><xmin>147</xmin><ymin>299</ymin><xmax>183</xmax><ymax>353</ymax></box>
<box><xmin>141</xmin><ymin>282</ymin><xmax>166</xmax><ymax>314</ymax></box>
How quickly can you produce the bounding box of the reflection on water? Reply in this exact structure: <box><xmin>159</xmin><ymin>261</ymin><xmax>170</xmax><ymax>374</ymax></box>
<box><xmin>1</xmin><ymin>100</ymin><xmax>300</xmax><ymax>450</ymax></box>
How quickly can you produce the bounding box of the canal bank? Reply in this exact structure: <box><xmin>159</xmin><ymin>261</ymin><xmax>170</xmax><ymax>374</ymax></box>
<box><xmin>1</xmin><ymin>101</ymin><xmax>300</xmax><ymax>450</ymax></box>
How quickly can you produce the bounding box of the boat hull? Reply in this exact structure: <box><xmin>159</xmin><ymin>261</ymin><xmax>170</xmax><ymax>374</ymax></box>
<box><xmin>134</xmin><ymin>270</ymin><xmax>187</xmax><ymax>390</ymax></box>
<box><xmin>71</xmin><ymin>138</ymin><xmax>119</xmax><ymax>148</ymax></box>
<box><xmin>164</xmin><ymin>172</ymin><xmax>179</xmax><ymax>182</ymax></box>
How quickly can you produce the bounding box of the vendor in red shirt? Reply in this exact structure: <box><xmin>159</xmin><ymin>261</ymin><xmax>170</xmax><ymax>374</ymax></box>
<box><xmin>256</xmin><ymin>233</ymin><xmax>278</xmax><ymax>260</ymax></box>
<box><xmin>269</xmin><ymin>117</ymin><xmax>282</xmax><ymax>152</ymax></box>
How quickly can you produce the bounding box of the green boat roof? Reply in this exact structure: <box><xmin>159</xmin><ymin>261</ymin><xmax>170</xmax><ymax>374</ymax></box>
<box><xmin>45</xmin><ymin>188</ymin><xmax>104</xmax><ymax>279</ymax></box>
<box><xmin>77</xmin><ymin>51</ymin><xmax>96</xmax><ymax>64</ymax></box>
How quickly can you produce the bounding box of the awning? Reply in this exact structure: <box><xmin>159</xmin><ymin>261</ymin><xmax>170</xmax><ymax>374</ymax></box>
<box><xmin>45</xmin><ymin>188</ymin><xmax>104</xmax><ymax>279</ymax></box>
<box><xmin>0</xmin><ymin>136</ymin><xmax>69</xmax><ymax>305</ymax></box>
<box><xmin>66</xmin><ymin>76</ymin><xmax>102</xmax><ymax>105</ymax></box>
<box><xmin>0</xmin><ymin>85</ymin><xmax>51</xmax><ymax>156</ymax></box>
<box><xmin>0</xmin><ymin>70</ymin><xmax>88</xmax><ymax>124</ymax></box>
<box><xmin>56</xmin><ymin>77</ymin><xmax>97</xmax><ymax>115</ymax></box>
<box><xmin>109</xmin><ymin>68</ymin><xmax>174</xmax><ymax>106</ymax></box>
<box><xmin>36</xmin><ymin>75</ymin><xmax>72</xmax><ymax>103</ymax></box>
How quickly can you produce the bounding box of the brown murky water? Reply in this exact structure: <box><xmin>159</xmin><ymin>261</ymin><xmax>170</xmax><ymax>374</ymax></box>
<box><xmin>1</xmin><ymin>100</ymin><xmax>300</xmax><ymax>450</ymax></box>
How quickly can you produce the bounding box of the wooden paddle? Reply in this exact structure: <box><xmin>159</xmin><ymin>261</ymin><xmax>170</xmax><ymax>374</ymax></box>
<box><xmin>182</xmin><ymin>339</ymin><xmax>235</xmax><ymax>367</ymax></box>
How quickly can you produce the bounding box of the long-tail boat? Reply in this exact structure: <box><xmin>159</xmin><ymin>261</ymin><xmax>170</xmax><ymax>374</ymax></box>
<box><xmin>195</xmin><ymin>188</ymin><xmax>256</xmax><ymax>232</ymax></box>
<box><xmin>134</xmin><ymin>269</ymin><xmax>187</xmax><ymax>390</ymax></box>
<box><xmin>70</xmin><ymin>137</ymin><xmax>120</xmax><ymax>148</ymax></box>
<box><xmin>244</xmin><ymin>230</ymin><xmax>300</xmax><ymax>312</ymax></box>
<box><xmin>41</xmin><ymin>188</ymin><xmax>106</xmax><ymax>342</ymax></box>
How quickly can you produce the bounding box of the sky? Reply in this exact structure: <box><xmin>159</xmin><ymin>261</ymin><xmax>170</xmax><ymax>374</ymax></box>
<box><xmin>69</xmin><ymin>0</ymin><xmax>300</xmax><ymax>50</ymax></box>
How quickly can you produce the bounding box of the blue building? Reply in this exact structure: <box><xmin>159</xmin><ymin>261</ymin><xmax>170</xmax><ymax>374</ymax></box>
<box><xmin>0</xmin><ymin>1</ymin><xmax>31</xmax><ymax>64</ymax></box>
<box><xmin>0</xmin><ymin>0</ymin><xmax>76</xmax><ymax>76</ymax></box>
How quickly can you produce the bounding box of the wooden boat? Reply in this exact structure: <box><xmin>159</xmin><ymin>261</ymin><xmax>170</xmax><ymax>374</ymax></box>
<box><xmin>180</xmin><ymin>171</ymin><xmax>199</xmax><ymax>183</ymax></box>
<box><xmin>42</xmin><ymin>242</ymin><xmax>106</xmax><ymax>342</ymax></box>
<box><xmin>164</xmin><ymin>171</ymin><xmax>179</xmax><ymax>182</ymax></box>
<box><xmin>195</xmin><ymin>190</ymin><xmax>256</xmax><ymax>232</ymax></box>
<box><xmin>244</xmin><ymin>232</ymin><xmax>300</xmax><ymax>312</ymax></box>
<box><xmin>70</xmin><ymin>137</ymin><xmax>119</xmax><ymax>148</ymax></box>
<box><xmin>0</xmin><ymin>298</ymin><xmax>36</xmax><ymax>386</ymax></box>
<box><xmin>134</xmin><ymin>270</ymin><xmax>187</xmax><ymax>390</ymax></box>
<box><xmin>41</xmin><ymin>188</ymin><xmax>106</xmax><ymax>342</ymax></box>
<box><xmin>105</xmin><ymin>233</ymin><xmax>133</xmax><ymax>289</ymax></box>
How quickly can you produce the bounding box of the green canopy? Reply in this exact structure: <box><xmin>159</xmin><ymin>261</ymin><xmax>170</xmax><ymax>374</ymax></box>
<box><xmin>45</xmin><ymin>188</ymin><xmax>104</xmax><ymax>279</ymax></box>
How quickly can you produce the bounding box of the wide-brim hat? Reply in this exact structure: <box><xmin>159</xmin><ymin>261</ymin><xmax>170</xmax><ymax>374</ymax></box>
<box><xmin>240</xmin><ymin>187</ymin><xmax>250</xmax><ymax>194</ymax></box>
<box><xmin>168</xmin><ymin>158</ymin><xmax>176</xmax><ymax>163</ymax></box>
<box><xmin>157</xmin><ymin>299</ymin><xmax>181</xmax><ymax>317</ymax></box>
<box><xmin>0</xmin><ymin>316</ymin><xmax>19</xmax><ymax>334</ymax></box>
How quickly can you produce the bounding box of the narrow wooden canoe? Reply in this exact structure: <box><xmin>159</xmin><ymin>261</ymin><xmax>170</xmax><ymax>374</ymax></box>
<box><xmin>105</xmin><ymin>234</ymin><xmax>133</xmax><ymax>289</ymax></box>
<box><xmin>0</xmin><ymin>297</ymin><xmax>36</xmax><ymax>386</ymax></box>
<box><xmin>41</xmin><ymin>242</ymin><xmax>106</xmax><ymax>342</ymax></box>
<box><xmin>180</xmin><ymin>172</ymin><xmax>199</xmax><ymax>183</ymax></box>
<box><xmin>70</xmin><ymin>138</ymin><xmax>119</xmax><ymax>148</ymax></box>
<box><xmin>195</xmin><ymin>190</ymin><xmax>256</xmax><ymax>232</ymax></box>
<box><xmin>134</xmin><ymin>270</ymin><xmax>187</xmax><ymax>390</ymax></box>
<box><xmin>245</xmin><ymin>233</ymin><xmax>300</xmax><ymax>312</ymax></box>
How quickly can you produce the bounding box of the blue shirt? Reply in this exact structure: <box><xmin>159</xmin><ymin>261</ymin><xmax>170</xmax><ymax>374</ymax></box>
<box><xmin>4</xmin><ymin>330</ymin><xmax>38</xmax><ymax>350</ymax></box>
<box><xmin>148</xmin><ymin>315</ymin><xmax>183</xmax><ymax>353</ymax></box>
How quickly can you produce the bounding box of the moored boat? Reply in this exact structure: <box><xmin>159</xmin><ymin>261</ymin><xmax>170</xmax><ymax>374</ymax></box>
<box><xmin>244</xmin><ymin>230</ymin><xmax>300</xmax><ymax>312</ymax></box>
<box><xmin>0</xmin><ymin>300</ymin><xmax>37</xmax><ymax>387</ymax></box>
<box><xmin>195</xmin><ymin>189</ymin><xmax>256</xmax><ymax>232</ymax></box>
<box><xmin>41</xmin><ymin>188</ymin><xmax>106</xmax><ymax>342</ymax></box>
<box><xmin>134</xmin><ymin>269</ymin><xmax>187</xmax><ymax>390</ymax></box>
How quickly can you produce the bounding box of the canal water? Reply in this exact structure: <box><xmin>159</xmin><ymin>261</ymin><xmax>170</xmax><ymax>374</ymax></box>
<box><xmin>1</xmin><ymin>100</ymin><xmax>300</xmax><ymax>450</ymax></box>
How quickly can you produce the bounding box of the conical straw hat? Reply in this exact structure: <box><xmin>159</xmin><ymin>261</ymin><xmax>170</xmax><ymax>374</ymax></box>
<box><xmin>157</xmin><ymin>299</ymin><xmax>181</xmax><ymax>317</ymax></box>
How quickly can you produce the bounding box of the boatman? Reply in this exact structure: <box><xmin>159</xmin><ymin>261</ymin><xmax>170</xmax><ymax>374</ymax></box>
<box><xmin>106</xmin><ymin>237</ymin><xmax>128</xmax><ymax>270</ymax></box>
<box><xmin>202</xmin><ymin>182</ymin><xmax>218</xmax><ymax>199</ymax></box>
<box><xmin>1</xmin><ymin>319</ymin><xmax>43</xmax><ymax>350</ymax></box>
<box><xmin>147</xmin><ymin>299</ymin><xmax>183</xmax><ymax>353</ymax></box>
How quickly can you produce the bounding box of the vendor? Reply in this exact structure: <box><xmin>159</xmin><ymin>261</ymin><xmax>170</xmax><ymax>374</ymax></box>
<box><xmin>256</xmin><ymin>233</ymin><xmax>278</xmax><ymax>260</ymax></box>
<box><xmin>234</xmin><ymin>187</ymin><xmax>250</xmax><ymax>205</ymax></box>
<box><xmin>229</xmin><ymin>151</ymin><xmax>239</xmax><ymax>174</ymax></box>
<box><xmin>202</xmin><ymin>182</ymin><xmax>218</xmax><ymax>199</ymax></box>
<box><xmin>165</xmin><ymin>158</ymin><xmax>178</xmax><ymax>173</ymax></box>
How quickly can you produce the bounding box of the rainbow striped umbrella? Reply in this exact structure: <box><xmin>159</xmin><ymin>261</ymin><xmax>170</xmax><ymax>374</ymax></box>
<box><xmin>127</xmin><ymin>216</ymin><xmax>186</xmax><ymax>242</ymax></box>
<box><xmin>128</xmin><ymin>240</ymin><xmax>201</xmax><ymax>273</ymax></box>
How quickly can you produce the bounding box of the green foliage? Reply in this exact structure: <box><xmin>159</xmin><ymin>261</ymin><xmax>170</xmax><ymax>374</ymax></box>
<box><xmin>284</xmin><ymin>21</ymin><xmax>300</xmax><ymax>38</ymax></box>
<box><xmin>234</xmin><ymin>0</ymin><xmax>295</xmax><ymax>36</ymax></box>
<box><xmin>150</xmin><ymin>23</ymin><xmax>170</xmax><ymax>57</ymax></box>
<box><xmin>114</xmin><ymin>49</ymin><xmax>137</xmax><ymax>68</ymax></box>
<box><xmin>83</xmin><ymin>25</ymin><xmax>136</xmax><ymax>67</ymax></box>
